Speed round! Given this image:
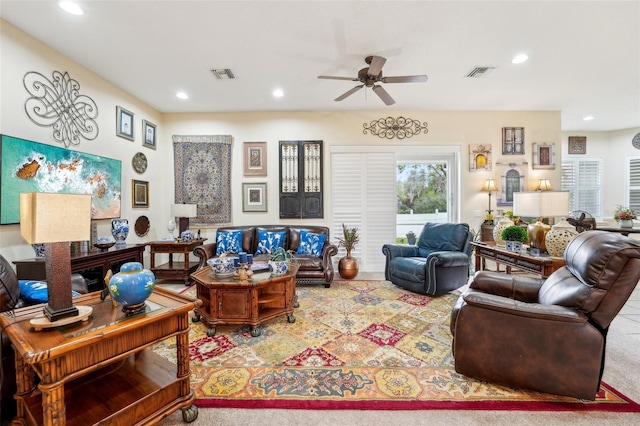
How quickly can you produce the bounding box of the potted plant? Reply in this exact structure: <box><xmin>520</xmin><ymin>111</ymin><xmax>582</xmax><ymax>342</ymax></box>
<box><xmin>614</xmin><ymin>205</ymin><xmax>637</xmax><ymax>228</ymax></box>
<box><xmin>406</xmin><ymin>231</ymin><xmax>417</xmax><ymax>245</ymax></box>
<box><xmin>269</xmin><ymin>247</ymin><xmax>294</xmax><ymax>276</ymax></box>
<box><xmin>501</xmin><ymin>225</ymin><xmax>528</xmax><ymax>252</ymax></box>
<box><xmin>337</xmin><ymin>223</ymin><xmax>359</xmax><ymax>279</ymax></box>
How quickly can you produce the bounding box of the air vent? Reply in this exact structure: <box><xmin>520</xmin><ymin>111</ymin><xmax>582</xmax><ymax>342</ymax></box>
<box><xmin>211</xmin><ymin>68</ymin><xmax>236</xmax><ymax>80</ymax></box>
<box><xmin>465</xmin><ymin>66</ymin><xmax>495</xmax><ymax>78</ymax></box>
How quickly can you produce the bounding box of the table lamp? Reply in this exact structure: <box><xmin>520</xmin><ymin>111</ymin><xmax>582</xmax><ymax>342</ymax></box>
<box><xmin>20</xmin><ymin>192</ymin><xmax>92</xmax><ymax>324</ymax></box>
<box><xmin>481</xmin><ymin>178</ymin><xmax>498</xmax><ymax>224</ymax></box>
<box><xmin>537</xmin><ymin>178</ymin><xmax>552</xmax><ymax>191</ymax></box>
<box><xmin>513</xmin><ymin>191</ymin><xmax>570</xmax><ymax>252</ymax></box>
<box><xmin>171</xmin><ymin>203</ymin><xmax>198</xmax><ymax>235</ymax></box>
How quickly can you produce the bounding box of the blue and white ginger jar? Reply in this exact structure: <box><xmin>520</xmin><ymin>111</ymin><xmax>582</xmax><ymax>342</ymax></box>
<box><xmin>111</xmin><ymin>219</ymin><xmax>129</xmax><ymax>247</ymax></box>
<box><xmin>108</xmin><ymin>262</ymin><xmax>155</xmax><ymax>312</ymax></box>
<box><xmin>180</xmin><ymin>229</ymin><xmax>195</xmax><ymax>243</ymax></box>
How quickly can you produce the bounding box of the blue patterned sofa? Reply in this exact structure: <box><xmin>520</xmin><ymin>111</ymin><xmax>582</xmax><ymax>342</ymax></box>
<box><xmin>194</xmin><ymin>225</ymin><xmax>338</xmax><ymax>287</ymax></box>
<box><xmin>382</xmin><ymin>222</ymin><xmax>473</xmax><ymax>295</ymax></box>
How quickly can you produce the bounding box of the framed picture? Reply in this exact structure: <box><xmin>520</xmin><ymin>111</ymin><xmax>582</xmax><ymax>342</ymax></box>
<box><xmin>242</xmin><ymin>182</ymin><xmax>267</xmax><ymax>212</ymax></box>
<box><xmin>502</xmin><ymin>127</ymin><xmax>524</xmax><ymax>155</ymax></box>
<box><xmin>532</xmin><ymin>142</ymin><xmax>556</xmax><ymax>169</ymax></box>
<box><xmin>142</xmin><ymin>120</ymin><xmax>157</xmax><ymax>150</ymax></box>
<box><xmin>132</xmin><ymin>179</ymin><xmax>149</xmax><ymax>208</ymax></box>
<box><xmin>116</xmin><ymin>106</ymin><xmax>135</xmax><ymax>140</ymax></box>
<box><xmin>469</xmin><ymin>144</ymin><xmax>493</xmax><ymax>171</ymax></box>
<box><xmin>244</xmin><ymin>142</ymin><xmax>267</xmax><ymax>176</ymax></box>
<box><xmin>568</xmin><ymin>136</ymin><xmax>587</xmax><ymax>154</ymax></box>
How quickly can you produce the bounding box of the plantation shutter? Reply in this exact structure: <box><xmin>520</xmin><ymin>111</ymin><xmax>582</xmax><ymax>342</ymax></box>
<box><xmin>561</xmin><ymin>159</ymin><xmax>602</xmax><ymax>217</ymax></box>
<box><xmin>331</xmin><ymin>151</ymin><xmax>396</xmax><ymax>272</ymax></box>
<box><xmin>628</xmin><ymin>157</ymin><xmax>640</xmax><ymax>213</ymax></box>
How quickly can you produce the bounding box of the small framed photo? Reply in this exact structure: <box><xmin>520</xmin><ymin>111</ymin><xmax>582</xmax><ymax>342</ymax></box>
<box><xmin>142</xmin><ymin>120</ymin><xmax>157</xmax><ymax>150</ymax></box>
<box><xmin>502</xmin><ymin>127</ymin><xmax>524</xmax><ymax>155</ymax></box>
<box><xmin>132</xmin><ymin>179</ymin><xmax>149</xmax><ymax>208</ymax></box>
<box><xmin>242</xmin><ymin>182</ymin><xmax>267</xmax><ymax>212</ymax></box>
<box><xmin>244</xmin><ymin>142</ymin><xmax>267</xmax><ymax>176</ymax></box>
<box><xmin>532</xmin><ymin>142</ymin><xmax>556</xmax><ymax>169</ymax></box>
<box><xmin>116</xmin><ymin>106</ymin><xmax>135</xmax><ymax>140</ymax></box>
<box><xmin>568</xmin><ymin>136</ymin><xmax>587</xmax><ymax>154</ymax></box>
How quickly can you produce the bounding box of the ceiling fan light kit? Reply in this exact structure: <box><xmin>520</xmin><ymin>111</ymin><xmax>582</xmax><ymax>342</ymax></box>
<box><xmin>318</xmin><ymin>55</ymin><xmax>428</xmax><ymax>106</ymax></box>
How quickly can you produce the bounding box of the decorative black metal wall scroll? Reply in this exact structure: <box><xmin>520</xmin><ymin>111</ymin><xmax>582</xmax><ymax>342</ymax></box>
<box><xmin>23</xmin><ymin>70</ymin><xmax>99</xmax><ymax>147</ymax></box>
<box><xmin>363</xmin><ymin>116</ymin><xmax>428</xmax><ymax>139</ymax></box>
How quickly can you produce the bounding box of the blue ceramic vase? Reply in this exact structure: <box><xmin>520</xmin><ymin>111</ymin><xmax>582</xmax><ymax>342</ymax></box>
<box><xmin>108</xmin><ymin>262</ymin><xmax>155</xmax><ymax>313</ymax></box>
<box><xmin>111</xmin><ymin>219</ymin><xmax>129</xmax><ymax>247</ymax></box>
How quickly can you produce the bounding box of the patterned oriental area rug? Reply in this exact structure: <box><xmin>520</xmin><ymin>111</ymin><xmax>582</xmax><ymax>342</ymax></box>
<box><xmin>152</xmin><ymin>280</ymin><xmax>640</xmax><ymax>412</ymax></box>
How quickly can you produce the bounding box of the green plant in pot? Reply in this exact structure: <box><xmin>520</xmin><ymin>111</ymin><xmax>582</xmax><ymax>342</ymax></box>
<box><xmin>501</xmin><ymin>225</ymin><xmax>529</xmax><ymax>252</ymax></box>
<box><xmin>337</xmin><ymin>223</ymin><xmax>360</xmax><ymax>279</ymax></box>
<box><xmin>269</xmin><ymin>247</ymin><xmax>294</xmax><ymax>276</ymax></box>
<box><xmin>406</xmin><ymin>231</ymin><xmax>417</xmax><ymax>245</ymax></box>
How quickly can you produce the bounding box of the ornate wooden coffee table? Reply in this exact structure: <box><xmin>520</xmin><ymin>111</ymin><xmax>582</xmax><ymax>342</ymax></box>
<box><xmin>190</xmin><ymin>264</ymin><xmax>298</xmax><ymax>337</ymax></box>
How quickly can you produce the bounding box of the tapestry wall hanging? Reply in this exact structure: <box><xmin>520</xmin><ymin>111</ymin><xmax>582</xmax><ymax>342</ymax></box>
<box><xmin>0</xmin><ymin>134</ymin><xmax>121</xmax><ymax>224</ymax></box>
<box><xmin>173</xmin><ymin>135</ymin><xmax>232</xmax><ymax>225</ymax></box>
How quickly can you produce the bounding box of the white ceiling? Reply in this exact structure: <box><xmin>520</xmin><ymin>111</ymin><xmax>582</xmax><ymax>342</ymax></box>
<box><xmin>1</xmin><ymin>0</ymin><xmax>639</xmax><ymax>132</ymax></box>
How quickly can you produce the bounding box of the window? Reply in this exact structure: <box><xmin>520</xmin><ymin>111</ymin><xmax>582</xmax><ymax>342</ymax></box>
<box><xmin>561</xmin><ymin>158</ymin><xmax>602</xmax><ymax>218</ymax></box>
<box><xmin>628</xmin><ymin>157</ymin><xmax>640</xmax><ymax>213</ymax></box>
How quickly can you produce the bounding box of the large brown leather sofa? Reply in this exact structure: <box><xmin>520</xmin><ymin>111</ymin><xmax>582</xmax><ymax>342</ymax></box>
<box><xmin>450</xmin><ymin>231</ymin><xmax>640</xmax><ymax>400</ymax></box>
<box><xmin>194</xmin><ymin>225</ymin><xmax>338</xmax><ymax>287</ymax></box>
<box><xmin>0</xmin><ymin>254</ymin><xmax>88</xmax><ymax>422</ymax></box>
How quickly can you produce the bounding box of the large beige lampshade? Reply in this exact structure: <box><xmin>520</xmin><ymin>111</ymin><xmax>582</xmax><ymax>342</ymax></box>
<box><xmin>171</xmin><ymin>203</ymin><xmax>198</xmax><ymax>235</ymax></box>
<box><xmin>20</xmin><ymin>192</ymin><xmax>91</xmax><ymax>243</ymax></box>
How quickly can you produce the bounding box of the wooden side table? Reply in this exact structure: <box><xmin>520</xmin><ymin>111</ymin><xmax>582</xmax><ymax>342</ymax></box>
<box><xmin>471</xmin><ymin>241</ymin><xmax>565</xmax><ymax>278</ymax></box>
<box><xmin>148</xmin><ymin>239</ymin><xmax>206</xmax><ymax>284</ymax></box>
<box><xmin>0</xmin><ymin>288</ymin><xmax>202</xmax><ymax>425</ymax></box>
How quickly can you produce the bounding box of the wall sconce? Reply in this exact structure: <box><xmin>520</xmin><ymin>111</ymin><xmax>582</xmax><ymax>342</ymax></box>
<box><xmin>20</xmin><ymin>192</ymin><xmax>92</xmax><ymax>326</ymax></box>
<box><xmin>481</xmin><ymin>178</ymin><xmax>498</xmax><ymax>224</ymax></box>
<box><xmin>537</xmin><ymin>179</ymin><xmax>552</xmax><ymax>191</ymax></box>
<box><xmin>171</xmin><ymin>203</ymin><xmax>198</xmax><ymax>235</ymax></box>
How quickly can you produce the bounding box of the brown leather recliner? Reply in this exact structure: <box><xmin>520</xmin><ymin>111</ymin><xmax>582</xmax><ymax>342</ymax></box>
<box><xmin>450</xmin><ymin>231</ymin><xmax>640</xmax><ymax>400</ymax></box>
<box><xmin>1</xmin><ymin>254</ymin><xmax>88</xmax><ymax>422</ymax></box>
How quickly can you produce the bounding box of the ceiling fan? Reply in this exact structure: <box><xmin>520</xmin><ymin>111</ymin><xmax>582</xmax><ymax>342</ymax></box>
<box><xmin>317</xmin><ymin>55</ymin><xmax>428</xmax><ymax>106</ymax></box>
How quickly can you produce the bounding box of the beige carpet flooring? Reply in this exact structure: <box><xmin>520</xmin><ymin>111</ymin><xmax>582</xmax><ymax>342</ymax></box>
<box><xmin>157</xmin><ymin>272</ymin><xmax>640</xmax><ymax>426</ymax></box>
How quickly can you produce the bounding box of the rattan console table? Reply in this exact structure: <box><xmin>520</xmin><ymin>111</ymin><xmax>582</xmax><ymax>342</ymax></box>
<box><xmin>0</xmin><ymin>288</ymin><xmax>201</xmax><ymax>425</ymax></box>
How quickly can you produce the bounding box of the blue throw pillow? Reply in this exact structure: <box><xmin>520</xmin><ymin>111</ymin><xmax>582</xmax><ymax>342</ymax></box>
<box><xmin>19</xmin><ymin>280</ymin><xmax>80</xmax><ymax>304</ymax></box>
<box><xmin>296</xmin><ymin>230</ymin><xmax>326</xmax><ymax>257</ymax></box>
<box><xmin>255</xmin><ymin>230</ymin><xmax>286</xmax><ymax>255</ymax></box>
<box><xmin>215</xmin><ymin>230</ymin><xmax>243</xmax><ymax>255</ymax></box>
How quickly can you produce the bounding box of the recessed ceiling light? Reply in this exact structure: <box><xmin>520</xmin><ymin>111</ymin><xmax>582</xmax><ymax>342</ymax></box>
<box><xmin>583</xmin><ymin>115</ymin><xmax>594</xmax><ymax>121</ymax></box>
<box><xmin>176</xmin><ymin>91</ymin><xmax>188</xmax><ymax>100</ymax></box>
<box><xmin>512</xmin><ymin>54</ymin><xmax>528</xmax><ymax>64</ymax></box>
<box><xmin>59</xmin><ymin>1</ymin><xmax>84</xmax><ymax>16</ymax></box>
<box><xmin>273</xmin><ymin>88</ymin><xmax>284</xmax><ymax>98</ymax></box>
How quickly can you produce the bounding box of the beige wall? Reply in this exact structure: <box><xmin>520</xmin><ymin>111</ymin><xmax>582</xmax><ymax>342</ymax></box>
<box><xmin>1</xmin><ymin>19</ymin><xmax>638</xmax><ymax>269</ymax></box>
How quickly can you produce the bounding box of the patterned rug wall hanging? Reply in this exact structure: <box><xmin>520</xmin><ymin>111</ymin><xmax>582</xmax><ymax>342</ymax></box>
<box><xmin>173</xmin><ymin>135</ymin><xmax>232</xmax><ymax>225</ymax></box>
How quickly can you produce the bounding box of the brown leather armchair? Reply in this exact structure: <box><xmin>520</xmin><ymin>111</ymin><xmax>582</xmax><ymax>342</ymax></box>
<box><xmin>450</xmin><ymin>231</ymin><xmax>640</xmax><ymax>400</ymax></box>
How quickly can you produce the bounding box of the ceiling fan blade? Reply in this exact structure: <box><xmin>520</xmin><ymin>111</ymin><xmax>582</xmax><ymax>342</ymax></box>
<box><xmin>372</xmin><ymin>85</ymin><xmax>395</xmax><ymax>105</ymax></box>
<box><xmin>318</xmin><ymin>75</ymin><xmax>359</xmax><ymax>81</ymax></box>
<box><xmin>382</xmin><ymin>75</ymin><xmax>428</xmax><ymax>83</ymax></box>
<box><xmin>335</xmin><ymin>84</ymin><xmax>364</xmax><ymax>101</ymax></box>
<box><xmin>367</xmin><ymin>56</ymin><xmax>387</xmax><ymax>76</ymax></box>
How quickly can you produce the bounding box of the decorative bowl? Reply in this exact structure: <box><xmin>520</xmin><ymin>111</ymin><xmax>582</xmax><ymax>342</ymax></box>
<box><xmin>94</xmin><ymin>242</ymin><xmax>116</xmax><ymax>250</ymax></box>
<box><xmin>207</xmin><ymin>258</ymin><xmax>235</xmax><ymax>275</ymax></box>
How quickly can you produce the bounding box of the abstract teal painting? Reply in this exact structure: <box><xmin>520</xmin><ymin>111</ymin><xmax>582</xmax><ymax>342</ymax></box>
<box><xmin>0</xmin><ymin>134</ymin><xmax>122</xmax><ymax>224</ymax></box>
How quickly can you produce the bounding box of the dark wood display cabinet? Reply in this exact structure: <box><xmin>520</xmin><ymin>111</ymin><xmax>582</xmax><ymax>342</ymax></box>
<box><xmin>13</xmin><ymin>244</ymin><xmax>146</xmax><ymax>292</ymax></box>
